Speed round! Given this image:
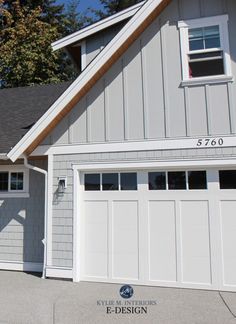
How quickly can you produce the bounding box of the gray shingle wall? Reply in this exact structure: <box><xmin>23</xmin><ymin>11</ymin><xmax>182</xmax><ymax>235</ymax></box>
<box><xmin>51</xmin><ymin>147</ymin><xmax>236</xmax><ymax>268</ymax></box>
<box><xmin>0</xmin><ymin>160</ymin><xmax>45</xmax><ymax>264</ymax></box>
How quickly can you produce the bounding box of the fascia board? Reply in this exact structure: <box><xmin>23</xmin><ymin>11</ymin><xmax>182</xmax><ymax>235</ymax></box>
<box><xmin>7</xmin><ymin>0</ymin><xmax>166</xmax><ymax>162</ymax></box>
<box><xmin>52</xmin><ymin>1</ymin><xmax>146</xmax><ymax>51</ymax></box>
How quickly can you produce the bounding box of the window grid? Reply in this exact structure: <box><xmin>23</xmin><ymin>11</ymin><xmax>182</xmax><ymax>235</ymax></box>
<box><xmin>0</xmin><ymin>171</ymin><xmax>25</xmax><ymax>192</ymax></box>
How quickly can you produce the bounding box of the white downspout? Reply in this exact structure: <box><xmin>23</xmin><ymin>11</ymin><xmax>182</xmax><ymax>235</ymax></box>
<box><xmin>23</xmin><ymin>155</ymin><xmax>48</xmax><ymax>279</ymax></box>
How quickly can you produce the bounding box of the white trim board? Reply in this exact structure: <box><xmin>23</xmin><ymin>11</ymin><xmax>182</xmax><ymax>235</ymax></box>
<box><xmin>0</xmin><ymin>261</ymin><xmax>43</xmax><ymax>272</ymax></box>
<box><xmin>72</xmin><ymin>159</ymin><xmax>236</xmax><ymax>172</ymax></box>
<box><xmin>32</xmin><ymin>135</ymin><xmax>236</xmax><ymax>156</ymax></box>
<box><xmin>7</xmin><ymin>0</ymin><xmax>167</xmax><ymax>162</ymax></box>
<box><xmin>52</xmin><ymin>2</ymin><xmax>145</xmax><ymax>51</ymax></box>
<box><xmin>46</xmin><ymin>267</ymin><xmax>73</xmax><ymax>279</ymax></box>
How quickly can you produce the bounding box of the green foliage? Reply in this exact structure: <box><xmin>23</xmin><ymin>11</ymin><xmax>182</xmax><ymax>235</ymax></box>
<box><xmin>0</xmin><ymin>0</ymin><xmax>70</xmax><ymax>88</ymax></box>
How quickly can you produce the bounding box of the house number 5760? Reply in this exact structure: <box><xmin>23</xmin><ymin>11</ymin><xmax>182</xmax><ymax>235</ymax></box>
<box><xmin>196</xmin><ymin>138</ymin><xmax>224</xmax><ymax>147</ymax></box>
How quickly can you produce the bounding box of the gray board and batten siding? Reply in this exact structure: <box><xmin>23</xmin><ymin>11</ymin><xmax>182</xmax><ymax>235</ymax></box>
<box><xmin>0</xmin><ymin>160</ymin><xmax>45</xmax><ymax>266</ymax></box>
<box><xmin>43</xmin><ymin>0</ymin><xmax>236</xmax><ymax>148</ymax></box>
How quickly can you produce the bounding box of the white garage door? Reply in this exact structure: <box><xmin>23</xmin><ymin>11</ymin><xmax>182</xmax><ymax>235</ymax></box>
<box><xmin>79</xmin><ymin>169</ymin><xmax>236</xmax><ymax>291</ymax></box>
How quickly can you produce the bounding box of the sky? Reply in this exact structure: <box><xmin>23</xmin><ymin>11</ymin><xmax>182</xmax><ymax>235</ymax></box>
<box><xmin>56</xmin><ymin>0</ymin><xmax>102</xmax><ymax>13</ymax></box>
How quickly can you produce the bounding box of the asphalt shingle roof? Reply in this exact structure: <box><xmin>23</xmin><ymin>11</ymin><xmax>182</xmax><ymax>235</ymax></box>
<box><xmin>0</xmin><ymin>82</ymin><xmax>71</xmax><ymax>154</ymax></box>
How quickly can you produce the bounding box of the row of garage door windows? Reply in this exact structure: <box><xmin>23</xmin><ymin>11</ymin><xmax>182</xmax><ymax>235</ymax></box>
<box><xmin>84</xmin><ymin>170</ymin><xmax>236</xmax><ymax>191</ymax></box>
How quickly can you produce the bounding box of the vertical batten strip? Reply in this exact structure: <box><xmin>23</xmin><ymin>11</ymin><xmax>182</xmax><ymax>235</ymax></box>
<box><xmin>160</xmin><ymin>20</ymin><xmax>170</xmax><ymax>138</ymax></box>
<box><xmin>85</xmin><ymin>96</ymin><xmax>90</xmax><ymax>143</ymax></box>
<box><xmin>184</xmin><ymin>87</ymin><xmax>191</xmax><ymax>137</ymax></box>
<box><xmin>205</xmin><ymin>84</ymin><xmax>212</xmax><ymax>136</ymax></box>
<box><xmin>140</xmin><ymin>39</ymin><xmax>149</xmax><ymax>139</ymax></box>
<box><xmin>122</xmin><ymin>58</ymin><xmax>129</xmax><ymax>140</ymax></box>
<box><xmin>103</xmin><ymin>78</ymin><xmax>109</xmax><ymax>142</ymax></box>
<box><xmin>227</xmin><ymin>83</ymin><xmax>236</xmax><ymax>134</ymax></box>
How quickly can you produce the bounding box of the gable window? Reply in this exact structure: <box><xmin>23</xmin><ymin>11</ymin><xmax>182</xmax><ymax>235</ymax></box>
<box><xmin>0</xmin><ymin>167</ymin><xmax>29</xmax><ymax>197</ymax></box>
<box><xmin>178</xmin><ymin>15</ymin><xmax>232</xmax><ymax>84</ymax></box>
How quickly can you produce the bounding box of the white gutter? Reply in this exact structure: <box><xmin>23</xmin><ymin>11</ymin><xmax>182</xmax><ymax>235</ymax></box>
<box><xmin>23</xmin><ymin>155</ymin><xmax>48</xmax><ymax>279</ymax></box>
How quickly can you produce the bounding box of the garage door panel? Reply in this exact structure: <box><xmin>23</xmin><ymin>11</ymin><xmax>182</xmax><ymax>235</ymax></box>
<box><xmin>220</xmin><ymin>201</ymin><xmax>236</xmax><ymax>286</ymax></box>
<box><xmin>112</xmin><ymin>201</ymin><xmax>139</xmax><ymax>280</ymax></box>
<box><xmin>83</xmin><ymin>201</ymin><xmax>108</xmax><ymax>278</ymax></box>
<box><xmin>148</xmin><ymin>201</ymin><xmax>177</xmax><ymax>282</ymax></box>
<box><xmin>180</xmin><ymin>201</ymin><xmax>212</xmax><ymax>285</ymax></box>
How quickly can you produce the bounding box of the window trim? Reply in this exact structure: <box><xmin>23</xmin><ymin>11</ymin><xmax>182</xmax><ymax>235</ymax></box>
<box><xmin>178</xmin><ymin>15</ymin><xmax>232</xmax><ymax>83</ymax></box>
<box><xmin>0</xmin><ymin>165</ymin><xmax>29</xmax><ymax>198</ymax></box>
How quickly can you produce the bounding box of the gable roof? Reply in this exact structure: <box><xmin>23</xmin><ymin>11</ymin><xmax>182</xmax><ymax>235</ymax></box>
<box><xmin>52</xmin><ymin>1</ymin><xmax>145</xmax><ymax>51</ymax></box>
<box><xmin>0</xmin><ymin>82</ymin><xmax>70</xmax><ymax>154</ymax></box>
<box><xmin>7</xmin><ymin>0</ymin><xmax>171</xmax><ymax>162</ymax></box>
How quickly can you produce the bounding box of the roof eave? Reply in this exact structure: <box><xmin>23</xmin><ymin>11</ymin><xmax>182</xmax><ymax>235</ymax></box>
<box><xmin>51</xmin><ymin>1</ymin><xmax>146</xmax><ymax>52</ymax></box>
<box><xmin>7</xmin><ymin>0</ymin><xmax>170</xmax><ymax>163</ymax></box>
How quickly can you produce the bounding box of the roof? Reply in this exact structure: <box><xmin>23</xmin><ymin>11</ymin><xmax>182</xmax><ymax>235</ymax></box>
<box><xmin>52</xmin><ymin>1</ymin><xmax>145</xmax><ymax>51</ymax></box>
<box><xmin>8</xmin><ymin>0</ymin><xmax>170</xmax><ymax>162</ymax></box>
<box><xmin>0</xmin><ymin>82</ymin><xmax>71</xmax><ymax>154</ymax></box>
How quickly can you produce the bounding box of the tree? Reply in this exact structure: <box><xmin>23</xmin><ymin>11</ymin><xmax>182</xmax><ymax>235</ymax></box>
<box><xmin>95</xmin><ymin>0</ymin><xmax>143</xmax><ymax>19</ymax></box>
<box><xmin>0</xmin><ymin>0</ymin><xmax>69</xmax><ymax>88</ymax></box>
<box><xmin>64</xmin><ymin>0</ymin><xmax>91</xmax><ymax>35</ymax></box>
<box><xmin>2</xmin><ymin>0</ymin><xmax>66</xmax><ymax>34</ymax></box>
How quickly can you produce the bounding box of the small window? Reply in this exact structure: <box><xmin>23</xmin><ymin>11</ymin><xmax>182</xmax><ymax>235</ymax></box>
<box><xmin>0</xmin><ymin>172</ymin><xmax>8</xmax><ymax>191</ymax></box>
<box><xmin>84</xmin><ymin>174</ymin><xmax>100</xmax><ymax>191</ymax></box>
<box><xmin>10</xmin><ymin>172</ymin><xmax>24</xmax><ymax>191</ymax></box>
<box><xmin>178</xmin><ymin>15</ymin><xmax>231</xmax><ymax>81</ymax></box>
<box><xmin>188</xmin><ymin>171</ymin><xmax>207</xmax><ymax>190</ymax></box>
<box><xmin>149</xmin><ymin>172</ymin><xmax>166</xmax><ymax>190</ymax></box>
<box><xmin>219</xmin><ymin>170</ymin><xmax>236</xmax><ymax>189</ymax></box>
<box><xmin>120</xmin><ymin>173</ymin><xmax>137</xmax><ymax>191</ymax></box>
<box><xmin>168</xmin><ymin>172</ymin><xmax>186</xmax><ymax>190</ymax></box>
<box><xmin>102</xmin><ymin>173</ymin><xmax>118</xmax><ymax>191</ymax></box>
<box><xmin>188</xmin><ymin>26</ymin><xmax>224</xmax><ymax>78</ymax></box>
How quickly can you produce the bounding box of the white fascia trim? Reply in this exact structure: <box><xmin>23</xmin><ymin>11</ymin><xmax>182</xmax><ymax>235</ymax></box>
<box><xmin>73</xmin><ymin>159</ymin><xmax>236</xmax><ymax>171</ymax></box>
<box><xmin>52</xmin><ymin>1</ymin><xmax>145</xmax><ymax>51</ymax></box>
<box><xmin>0</xmin><ymin>261</ymin><xmax>43</xmax><ymax>272</ymax></box>
<box><xmin>32</xmin><ymin>135</ymin><xmax>236</xmax><ymax>156</ymax></box>
<box><xmin>7</xmin><ymin>0</ymin><xmax>164</xmax><ymax>163</ymax></box>
<box><xmin>46</xmin><ymin>267</ymin><xmax>73</xmax><ymax>279</ymax></box>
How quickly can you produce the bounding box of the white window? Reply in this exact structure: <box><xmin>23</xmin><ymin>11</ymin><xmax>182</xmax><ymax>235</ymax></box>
<box><xmin>0</xmin><ymin>166</ymin><xmax>29</xmax><ymax>198</ymax></box>
<box><xmin>178</xmin><ymin>15</ymin><xmax>232</xmax><ymax>84</ymax></box>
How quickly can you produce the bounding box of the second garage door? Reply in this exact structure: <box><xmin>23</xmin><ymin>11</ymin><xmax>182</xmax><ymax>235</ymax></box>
<box><xmin>78</xmin><ymin>169</ymin><xmax>236</xmax><ymax>291</ymax></box>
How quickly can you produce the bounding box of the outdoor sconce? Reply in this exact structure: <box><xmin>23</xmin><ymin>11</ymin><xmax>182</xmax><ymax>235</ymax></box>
<box><xmin>58</xmin><ymin>176</ymin><xmax>67</xmax><ymax>194</ymax></box>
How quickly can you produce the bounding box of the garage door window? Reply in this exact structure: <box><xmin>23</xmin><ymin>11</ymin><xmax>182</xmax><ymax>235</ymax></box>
<box><xmin>188</xmin><ymin>171</ymin><xmax>207</xmax><ymax>190</ymax></box>
<box><xmin>168</xmin><ymin>172</ymin><xmax>186</xmax><ymax>190</ymax></box>
<box><xmin>120</xmin><ymin>173</ymin><xmax>137</xmax><ymax>191</ymax></box>
<box><xmin>84</xmin><ymin>173</ymin><xmax>138</xmax><ymax>191</ymax></box>
<box><xmin>85</xmin><ymin>174</ymin><xmax>100</xmax><ymax>191</ymax></box>
<box><xmin>219</xmin><ymin>170</ymin><xmax>236</xmax><ymax>189</ymax></box>
<box><xmin>102</xmin><ymin>173</ymin><xmax>118</xmax><ymax>191</ymax></box>
<box><xmin>149</xmin><ymin>172</ymin><xmax>166</xmax><ymax>190</ymax></box>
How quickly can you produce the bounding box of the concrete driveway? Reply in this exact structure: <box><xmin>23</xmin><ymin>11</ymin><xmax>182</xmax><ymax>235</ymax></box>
<box><xmin>0</xmin><ymin>271</ymin><xmax>235</xmax><ymax>324</ymax></box>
